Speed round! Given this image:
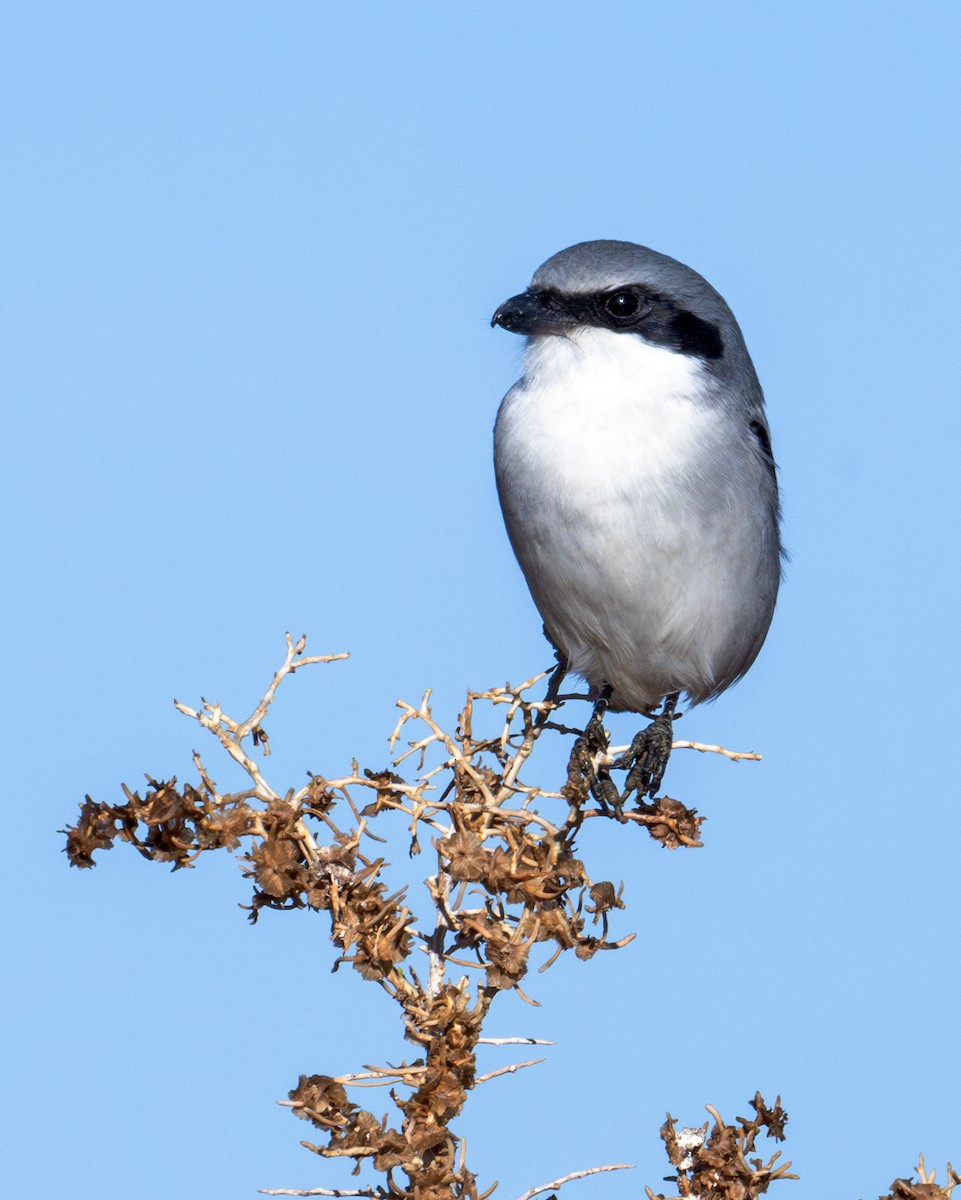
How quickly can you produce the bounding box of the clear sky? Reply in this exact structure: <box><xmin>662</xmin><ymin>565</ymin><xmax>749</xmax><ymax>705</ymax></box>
<box><xmin>4</xmin><ymin>4</ymin><xmax>960</xmax><ymax>1199</ymax></box>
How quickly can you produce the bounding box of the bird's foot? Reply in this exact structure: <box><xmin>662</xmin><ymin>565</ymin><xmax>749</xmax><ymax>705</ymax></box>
<box><xmin>560</xmin><ymin>686</ymin><xmax>626</xmax><ymax>818</ymax></box>
<box><xmin>582</xmin><ymin>687</ymin><xmax>629</xmax><ymax>819</ymax></box>
<box><xmin>562</xmin><ymin>689</ymin><xmax>681</xmax><ymax>818</ymax></box>
<box><xmin>610</xmin><ymin>692</ymin><xmax>680</xmax><ymax>801</ymax></box>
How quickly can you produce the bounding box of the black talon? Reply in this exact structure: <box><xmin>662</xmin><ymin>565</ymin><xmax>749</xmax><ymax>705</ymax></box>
<box><xmin>573</xmin><ymin>684</ymin><xmax>628</xmax><ymax>818</ymax></box>
<box><xmin>611</xmin><ymin>692</ymin><xmax>680</xmax><ymax>800</ymax></box>
<box><xmin>590</xmin><ymin>766</ymin><xmax>624</xmax><ymax>818</ymax></box>
<box><xmin>564</xmin><ymin>727</ymin><xmax>619</xmax><ymax>816</ymax></box>
<box><xmin>565</xmin><ymin>686</ymin><xmax>679</xmax><ymax>818</ymax></box>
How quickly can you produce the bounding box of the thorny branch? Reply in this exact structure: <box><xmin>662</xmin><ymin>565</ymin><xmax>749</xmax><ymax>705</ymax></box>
<box><xmin>63</xmin><ymin>635</ymin><xmax>948</xmax><ymax>1200</ymax></box>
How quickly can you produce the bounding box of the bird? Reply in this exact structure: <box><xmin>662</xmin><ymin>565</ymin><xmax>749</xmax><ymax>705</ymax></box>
<box><xmin>491</xmin><ymin>240</ymin><xmax>782</xmax><ymax>799</ymax></box>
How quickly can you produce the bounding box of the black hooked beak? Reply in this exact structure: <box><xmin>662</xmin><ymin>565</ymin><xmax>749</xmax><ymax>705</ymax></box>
<box><xmin>491</xmin><ymin>289</ymin><xmax>573</xmax><ymax>336</ymax></box>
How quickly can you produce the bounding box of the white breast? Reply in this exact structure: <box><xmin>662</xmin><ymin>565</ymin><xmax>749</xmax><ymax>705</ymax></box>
<box><xmin>494</xmin><ymin>327</ymin><xmax>775</xmax><ymax>711</ymax></box>
<box><xmin>508</xmin><ymin>327</ymin><xmax>711</xmax><ymax>490</ymax></box>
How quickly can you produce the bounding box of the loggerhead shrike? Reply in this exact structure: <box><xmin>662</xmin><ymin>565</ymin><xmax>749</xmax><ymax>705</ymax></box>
<box><xmin>492</xmin><ymin>240</ymin><xmax>782</xmax><ymax>798</ymax></box>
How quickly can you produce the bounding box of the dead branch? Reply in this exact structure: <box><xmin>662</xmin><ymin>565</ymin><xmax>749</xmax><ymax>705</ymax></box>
<box><xmin>260</xmin><ymin>1189</ymin><xmax>382</xmax><ymax>1198</ymax></box>
<box><xmin>514</xmin><ymin>1163</ymin><xmax>635</xmax><ymax>1200</ymax></box>
<box><xmin>476</xmin><ymin>1038</ymin><xmax>553</xmax><ymax>1046</ymax></box>
<box><xmin>474</xmin><ymin>1058</ymin><xmax>545</xmax><ymax>1085</ymax></box>
<box><xmin>65</xmin><ymin>634</ymin><xmax>802</xmax><ymax>1200</ymax></box>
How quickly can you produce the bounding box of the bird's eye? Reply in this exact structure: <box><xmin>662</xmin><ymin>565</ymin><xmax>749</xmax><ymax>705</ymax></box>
<box><xmin>604</xmin><ymin>290</ymin><xmax>640</xmax><ymax>319</ymax></box>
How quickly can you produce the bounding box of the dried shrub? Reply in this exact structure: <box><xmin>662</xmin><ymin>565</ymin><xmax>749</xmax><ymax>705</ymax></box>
<box><xmin>64</xmin><ymin>636</ymin><xmax>954</xmax><ymax>1200</ymax></box>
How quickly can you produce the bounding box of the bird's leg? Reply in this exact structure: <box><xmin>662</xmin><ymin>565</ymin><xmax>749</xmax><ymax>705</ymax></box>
<box><xmin>579</xmin><ymin>685</ymin><xmax>626</xmax><ymax>818</ymax></box>
<box><xmin>584</xmin><ymin>684</ymin><xmax>613</xmax><ymax>750</ymax></box>
<box><xmin>544</xmin><ymin>646</ymin><xmax>568</xmax><ymax>704</ymax></box>
<box><xmin>611</xmin><ymin>692</ymin><xmax>680</xmax><ymax>800</ymax></box>
<box><xmin>536</xmin><ymin>644</ymin><xmax>570</xmax><ymax>729</ymax></box>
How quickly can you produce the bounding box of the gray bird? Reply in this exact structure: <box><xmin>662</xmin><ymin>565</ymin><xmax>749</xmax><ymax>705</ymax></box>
<box><xmin>492</xmin><ymin>240</ymin><xmax>781</xmax><ymax>797</ymax></box>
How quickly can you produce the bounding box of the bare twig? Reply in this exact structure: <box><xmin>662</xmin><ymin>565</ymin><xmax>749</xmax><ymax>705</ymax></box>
<box><xmin>390</xmin><ymin>692</ymin><xmax>499</xmax><ymax>806</ymax></box>
<box><xmin>260</xmin><ymin>1189</ymin><xmax>382</xmax><ymax>1198</ymax></box>
<box><xmin>476</xmin><ymin>1038</ymin><xmax>554</xmax><ymax>1046</ymax></box>
<box><xmin>236</xmin><ymin>632</ymin><xmax>349</xmax><ymax>741</ymax></box>
<box><xmin>604</xmin><ymin>739</ymin><xmax>760</xmax><ymax>764</ymax></box>
<box><xmin>671</xmin><ymin>739</ymin><xmax>761</xmax><ymax>763</ymax></box>
<box><xmin>474</xmin><ymin>1057</ymin><xmax>545</xmax><ymax>1085</ymax></box>
<box><xmin>514</xmin><ymin>1163</ymin><xmax>635</xmax><ymax>1200</ymax></box>
<box><xmin>172</xmin><ymin>635</ymin><xmax>348</xmax><ymax>861</ymax></box>
<box><xmin>427</xmin><ymin>868</ymin><xmax>451</xmax><ymax>998</ymax></box>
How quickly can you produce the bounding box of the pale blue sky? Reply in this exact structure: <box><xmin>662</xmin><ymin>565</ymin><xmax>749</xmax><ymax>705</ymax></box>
<box><xmin>4</xmin><ymin>4</ymin><xmax>960</xmax><ymax>1199</ymax></box>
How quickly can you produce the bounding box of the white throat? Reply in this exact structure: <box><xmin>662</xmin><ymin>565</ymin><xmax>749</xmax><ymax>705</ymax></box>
<box><xmin>513</xmin><ymin>326</ymin><xmax>714</xmax><ymax>490</ymax></box>
<box><xmin>523</xmin><ymin>325</ymin><xmax>705</xmax><ymax>396</ymax></box>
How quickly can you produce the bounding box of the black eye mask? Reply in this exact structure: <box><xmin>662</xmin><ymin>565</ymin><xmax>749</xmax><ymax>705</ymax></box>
<box><xmin>545</xmin><ymin>285</ymin><xmax>724</xmax><ymax>361</ymax></box>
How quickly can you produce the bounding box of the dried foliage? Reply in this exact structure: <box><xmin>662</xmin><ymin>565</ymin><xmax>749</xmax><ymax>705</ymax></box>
<box><xmin>63</xmin><ymin>635</ymin><xmax>953</xmax><ymax>1200</ymax></box>
<box><xmin>63</xmin><ymin>636</ymin><xmax>664</xmax><ymax>1198</ymax></box>
<box><xmin>644</xmin><ymin>1093</ymin><xmax>796</xmax><ymax>1199</ymax></box>
<box><xmin>879</xmin><ymin>1156</ymin><xmax>960</xmax><ymax>1200</ymax></box>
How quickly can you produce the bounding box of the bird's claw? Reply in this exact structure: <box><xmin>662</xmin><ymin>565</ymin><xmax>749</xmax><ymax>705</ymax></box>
<box><xmin>583</xmin><ymin>710</ymin><xmax>608</xmax><ymax>756</ymax></box>
<box><xmin>565</xmin><ymin>691</ymin><xmax>679</xmax><ymax>817</ymax></box>
<box><xmin>611</xmin><ymin>715</ymin><xmax>673</xmax><ymax>799</ymax></box>
<box><xmin>611</xmin><ymin>693</ymin><xmax>680</xmax><ymax>800</ymax></box>
<box><xmin>583</xmin><ymin>701</ymin><xmax>625</xmax><ymax>814</ymax></box>
<box><xmin>562</xmin><ymin>695</ymin><xmax>628</xmax><ymax>819</ymax></box>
